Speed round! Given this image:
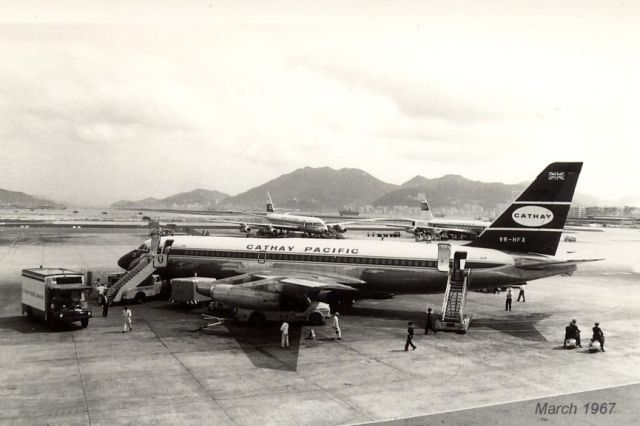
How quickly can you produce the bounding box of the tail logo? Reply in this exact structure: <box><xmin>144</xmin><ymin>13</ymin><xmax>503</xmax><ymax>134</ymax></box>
<box><xmin>548</xmin><ymin>172</ymin><xmax>565</xmax><ymax>180</ymax></box>
<box><xmin>512</xmin><ymin>206</ymin><xmax>554</xmax><ymax>227</ymax></box>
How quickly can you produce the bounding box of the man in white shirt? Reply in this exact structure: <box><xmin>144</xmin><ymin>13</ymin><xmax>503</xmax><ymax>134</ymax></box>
<box><xmin>280</xmin><ymin>321</ymin><xmax>289</xmax><ymax>348</ymax></box>
<box><xmin>122</xmin><ymin>307</ymin><xmax>133</xmax><ymax>333</ymax></box>
<box><xmin>96</xmin><ymin>280</ymin><xmax>106</xmax><ymax>305</ymax></box>
<box><xmin>332</xmin><ymin>312</ymin><xmax>342</xmax><ymax>340</ymax></box>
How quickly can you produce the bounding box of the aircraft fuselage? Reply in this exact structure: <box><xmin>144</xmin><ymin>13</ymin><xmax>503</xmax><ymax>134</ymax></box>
<box><xmin>120</xmin><ymin>236</ymin><xmax>575</xmax><ymax>295</ymax></box>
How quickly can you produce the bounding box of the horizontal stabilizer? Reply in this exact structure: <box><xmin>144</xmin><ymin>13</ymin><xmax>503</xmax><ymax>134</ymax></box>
<box><xmin>514</xmin><ymin>258</ymin><xmax>603</xmax><ymax>270</ymax></box>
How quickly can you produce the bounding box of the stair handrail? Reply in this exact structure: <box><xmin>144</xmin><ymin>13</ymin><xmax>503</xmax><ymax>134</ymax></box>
<box><xmin>458</xmin><ymin>270</ymin><xmax>471</xmax><ymax>322</ymax></box>
<box><xmin>107</xmin><ymin>255</ymin><xmax>152</xmax><ymax>301</ymax></box>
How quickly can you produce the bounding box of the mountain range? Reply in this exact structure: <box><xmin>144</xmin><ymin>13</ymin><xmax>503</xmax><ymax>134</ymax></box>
<box><xmin>106</xmin><ymin>167</ymin><xmax>608</xmax><ymax>213</ymax></box>
<box><xmin>0</xmin><ymin>188</ymin><xmax>63</xmax><ymax>209</ymax></box>
<box><xmin>112</xmin><ymin>189</ymin><xmax>229</xmax><ymax>210</ymax></box>
<box><xmin>0</xmin><ymin>167</ymin><xmax>620</xmax><ymax>213</ymax></box>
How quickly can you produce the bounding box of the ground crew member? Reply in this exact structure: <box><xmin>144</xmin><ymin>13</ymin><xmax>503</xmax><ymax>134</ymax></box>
<box><xmin>592</xmin><ymin>322</ymin><xmax>605</xmax><ymax>352</ymax></box>
<box><xmin>505</xmin><ymin>288</ymin><xmax>513</xmax><ymax>311</ymax></box>
<box><xmin>517</xmin><ymin>286</ymin><xmax>525</xmax><ymax>302</ymax></box>
<box><xmin>424</xmin><ymin>307</ymin><xmax>437</xmax><ymax>335</ymax></box>
<box><xmin>102</xmin><ymin>298</ymin><xmax>110</xmax><ymax>318</ymax></box>
<box><xmin>280</xmin><ymin>321</ymin><xmax>289</xmax><ymax>348</ymax></box>
<box><xmin>405</xmin><ymin>322</ymin><xmax>416</xmax><ymax>351</ymax></box>
<box><xmin>332</xmin><ymin>312</ymin><xmax>342</xmax><ymax>340</ymax></box>
<box><xmin>96</xmin><ymin>280</ymin><xmax>106</xmax><ymax>305</ymax></box>
<box><xmin>564</xmin><ymin>319</ymin><xmax>581</xmax><ymax>347</ymax></box>
<box><xmin>122</xmin><ymin>306</ymin><xmax>132</xmax><ymax>333</ymax></box>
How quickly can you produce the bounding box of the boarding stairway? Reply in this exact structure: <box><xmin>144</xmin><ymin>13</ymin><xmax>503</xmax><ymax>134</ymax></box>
<box><xmin>107</xmin><ymin>256</ymin><xmax>157</xmax><ymax>304</ymax></box>
<box><xmin>435</xmin><ymin>249</ymin><xmax>472</xmax><ymax>333</ymax></box>
<box><xmin>106</xmin><ymin>225</ymin><xmax>168</xmax><ymax>304</ymax></box>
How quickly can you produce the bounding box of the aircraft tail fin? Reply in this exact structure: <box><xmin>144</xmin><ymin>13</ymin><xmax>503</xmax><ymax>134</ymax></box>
<box><xmin>420</xmin><ymin>200</ymin><xmax>434</xmax><ymax>220</ymax></box>
<box><xmin>266</xmin><ymin>192</ymin><xmax>274</xmax><ymax>213</ymax></box>
<box><xmin>467</xmin><ymin>162</ymin><xmax>583</xmax><ymax>256</ymax></box>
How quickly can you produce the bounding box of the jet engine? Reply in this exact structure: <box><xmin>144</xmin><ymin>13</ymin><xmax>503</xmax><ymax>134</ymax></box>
<box><xmin>406</xmin><ymin>226</ymin><xmax>417</xmax><ymax>235</ymax></box>
<box><xmin>196</xmin><ymin>282</ymin><xmax>281</xmax><ymax>310</ymax></box>
<box><xmin>239</xmin><ymin>223</ymin><xmax>252</xmax><ymax>234</ymax></box>
<box><xmin>332</xmin><ymin>224</ymin><xmax>347</xmax><ymax>233</ymax></box>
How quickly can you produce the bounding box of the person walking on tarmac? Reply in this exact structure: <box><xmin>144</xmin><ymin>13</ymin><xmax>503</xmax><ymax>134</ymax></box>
<box><xmin>592</xmin><ymin>322</ymin><xmax>605</xmax><ymax>352</ymax></box>
<box><xmin>517</xmin><ymin>286</ymin><xmax>525</xmax><ymax>302</ymax></box>
<box><xmin>122</xmin><ymin>306</ymin><xmax>132</xmax><ymax>333</ymax></box>
<box><xmin>405</xmin><ymin>322</ymin><xmax>417</xmax><ymax>351</ymax></box>
<box><xmin>280</xmin><ymin>321</ymin><xmax>290</xmax><ymax>348</ymax></box>
<box><xmin>332</xmin><ymin>312</ymin><xmax>342</xmax><ymax>340</ymax></box>
<box><xmin>102</xmin><ymin>298</ymin><xmax>110</xmax><ymax>318</ymax></box>
<box><xmin>424</xmin><ymin>307</ymin><xmax>437</xmax><ymax>335</ymax></box>
<box><xmin>96</xmin><ymin>279</ymin><xmax>106</xmax><ymax>305</ymax></box>
<box><xmin>505</xmin><ymin>288</ymin><xmax>513</xmax><ymax>311</ymax></box>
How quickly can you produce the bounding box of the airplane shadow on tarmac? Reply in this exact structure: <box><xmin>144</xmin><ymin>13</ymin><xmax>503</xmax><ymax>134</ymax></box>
<box><xmin>192</xmin><ymin>321</ymin><xmax>304</xmax><ymax>372</ymax></box>
<box><xmin>347</xmin><ymin>306</ymin><xmax>551</xmax><ymax>342</ymax></box>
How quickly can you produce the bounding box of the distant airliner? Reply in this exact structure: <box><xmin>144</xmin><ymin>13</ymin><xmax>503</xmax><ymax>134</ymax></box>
<box><xmin>115</xmin><ymin>162</ymin><xmax>599</xmax><ymax>314</ymax></box>
<box><xmin>230</xmin><ymin>193</ymin><xmax>353</xmax><ymax>237</ymax></box>
<box><xmin>382</xmin><ymin>200</ymin><xmax>490</xmax><ymax>240</ymax></box>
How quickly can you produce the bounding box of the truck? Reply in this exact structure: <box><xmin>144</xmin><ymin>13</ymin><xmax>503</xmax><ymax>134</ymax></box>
<box><xmin>230</xmin><ymin>301</ymin><xmax>331</xmax><ymax>327</ymax></box>
<box><xmin>107</xmin><ymin>271</ymin><xmax>162</xmax><ymax>303</ymax></box>
<box><xmin>21</xmin><ymin>267</ymin><xmax>92</xmax><ymax>327</ymax></box>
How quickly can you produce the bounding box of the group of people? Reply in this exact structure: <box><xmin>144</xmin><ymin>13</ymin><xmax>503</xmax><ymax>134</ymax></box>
<box><xmin>404</xmin><ymin>307</ymin><xmax>438</xmax><ymax>351</ymax></box>
<box><xmin>95</xmin><ymin>279</ymin><xmax>110</xmax><ymax>318</ymax></box>
<box><xmin>280</xmin><ymin>312</ymin><xmax>342</xmax><ymax>348</ymax></box>
<box><xmin>94</xmin><ymin>278</ymin><xmax>133</xmax><ymax>332</ymax></box>
<box><xmin>564</xmin><ymin>319</ymin><xmax>605</xmax><ymax>352</ymax></box>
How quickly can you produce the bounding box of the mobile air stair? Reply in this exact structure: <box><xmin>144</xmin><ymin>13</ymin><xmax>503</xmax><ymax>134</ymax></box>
<box><xmin>435</xmin><ymin>248</ymin><xmax>472</xmax><ymax>333</ymax></box>
<box><xmin>106</xmin><ymin>227</ymin><xmax>168</xmax><ymax>304</ymax></box>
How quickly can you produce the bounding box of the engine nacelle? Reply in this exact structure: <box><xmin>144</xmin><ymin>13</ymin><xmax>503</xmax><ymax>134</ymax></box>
<box><xmin>199</xmin><ymin>283</ymin><xmax>280</xmax><ymax>310</ymax></box>
<box><xmin>239</xmin><ymin>223</ymin><xmax>252</xmax><ymax>233</ymax></box>
<box><xmin>332</xmin><ymin>224</ymin><xmax>347</xmax><ymax>233</ymax></box>
<box><xmin>406</xmin><ymin>226</ymin><xmax>418</xmax><ymax>235</ymax></box>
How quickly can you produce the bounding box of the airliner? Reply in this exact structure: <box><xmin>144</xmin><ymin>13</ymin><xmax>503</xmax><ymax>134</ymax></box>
<box><xmin>117</xmin><ymin>163</ymin><xmax>598</xmax><ymax>310</ymax></box>
<box><xmin>229</xmin><ymin>193</ymin><xmax>354</xmax><ymax>237</ymax></box>
<box><xmin>381</xmin><ymin>200</ymin><xmax>491</xmax><ymax>240</ymax></box>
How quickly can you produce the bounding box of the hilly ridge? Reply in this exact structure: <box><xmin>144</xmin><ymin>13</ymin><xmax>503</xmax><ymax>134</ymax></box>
<box><xmin>375</xmin><ymin>175</ymin><xmax>527</xmax><ymax>209</ymax></box>
<box><xmin>219</xmin><ymin>167</ymin><xmax>398</xmax><ymax>212</ymax></box>
<box><xmin>112</xmin><ymin>189</ymin><xmax>229</xmax><ymax>210</ymax></box>
<box><xmin>0</xmin><ymin>188</ymin><xmax>63</xmax><ymax>209</ymax></box>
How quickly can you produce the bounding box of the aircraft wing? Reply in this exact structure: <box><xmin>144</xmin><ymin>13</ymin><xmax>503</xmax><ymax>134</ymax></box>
<box><xmin>212</xmin><ymin>219</ymin><xmax>301</xmax><ymax>232</ymax></box>
<box><xmin>279</xmin><ymin>277</ymin><xmax>358</xmax><ymax>292</ymax></box>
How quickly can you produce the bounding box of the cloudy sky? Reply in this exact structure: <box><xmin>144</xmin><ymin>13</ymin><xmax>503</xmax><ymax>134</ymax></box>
<box><xmin>1</xmin><ymin>1</ymin><xmax>638</xmax><ymax>206</ymax></box>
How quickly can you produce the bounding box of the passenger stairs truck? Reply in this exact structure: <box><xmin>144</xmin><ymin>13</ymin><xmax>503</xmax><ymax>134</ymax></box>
<box><xmin>21</xmin><ymin>267</ymin><xmax>92</xmax><ymax>327</ymax></box>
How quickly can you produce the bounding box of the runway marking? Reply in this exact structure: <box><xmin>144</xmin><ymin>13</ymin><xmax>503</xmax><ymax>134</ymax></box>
<box><xmin>71</xmin><ymin>331</ymin><xmax>92</xmax><ymax>425</ymax></box>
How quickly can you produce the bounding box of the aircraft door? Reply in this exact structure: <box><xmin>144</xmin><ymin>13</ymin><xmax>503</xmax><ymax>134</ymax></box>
<box><xmin>258</xmin><ymin>251</ymin><xmax>267</xmax><ymax>264</ymax></box>
<box><xmin>437</xmin><ymin>243</ymin><xmax>451</xmax><ymax>272</ymax></box>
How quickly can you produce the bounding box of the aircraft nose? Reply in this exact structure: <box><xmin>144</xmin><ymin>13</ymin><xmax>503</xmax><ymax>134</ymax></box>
<box><xmin>117</xmin><ymin>249</ymin><xmax>139</xmax><ymax>270</ymax></box>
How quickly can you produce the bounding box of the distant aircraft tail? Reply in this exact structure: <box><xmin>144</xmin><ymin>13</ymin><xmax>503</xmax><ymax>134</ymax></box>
<box><xmin>266</xmin><ymin>192</ymin><xmax>274</xmax><ymax>213</ymax></box>
<box><xmin>419</xmin><ymin>200</ymin><xmax>434</xmax><ymax>220</ymax></box>
<box><xmin>467</xmin><ymin>162</ymin><xmax>583</xmax><ymax>256</ymax></box>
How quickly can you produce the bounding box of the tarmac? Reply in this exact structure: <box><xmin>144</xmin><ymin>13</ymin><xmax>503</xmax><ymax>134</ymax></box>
<box><xmin>1</xmin><ymin>227</ymin><xmax>639</xmax><ymax>425</ymax></box>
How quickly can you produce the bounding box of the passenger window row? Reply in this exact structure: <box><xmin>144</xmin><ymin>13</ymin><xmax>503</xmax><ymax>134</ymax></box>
<box><xmin>170</xmin><ymin>248</ymin><xmax>436</xmax><ymax>268</ymax></box>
